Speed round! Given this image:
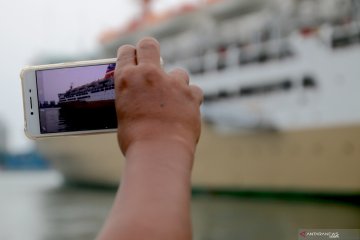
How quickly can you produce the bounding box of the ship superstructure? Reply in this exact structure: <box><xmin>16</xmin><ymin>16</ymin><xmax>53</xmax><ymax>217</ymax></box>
<box><xmin>58</xmin><ymin>63</ymin><xmax>115</xmax><ymax>107</ymax></box>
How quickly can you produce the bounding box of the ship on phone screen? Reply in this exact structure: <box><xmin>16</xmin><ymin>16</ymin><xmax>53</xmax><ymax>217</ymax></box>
<box><xmin>36</xmin><ymin>63</ymin><xmax>117</xmax><ymax>134</ymax></box>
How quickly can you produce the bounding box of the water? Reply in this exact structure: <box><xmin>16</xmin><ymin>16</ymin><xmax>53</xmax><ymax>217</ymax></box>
<box><xmin>39</xmin><ymin>105</ymin><xmax>117</xmax><ymax>134</ymax></box>
<box><xmin>0</xmin><ymin>171</ymin><xmax>359</xmax><ymax>240</ymax></box>
<box><xmin>40</xmin><ymin>108</ymin><xmax>64</xmax><ymax>133</ymax></box>
<box><xmin>0</xmin><ymin>171</ymin><xmax>111</xmax><ymax>240</ymax></box>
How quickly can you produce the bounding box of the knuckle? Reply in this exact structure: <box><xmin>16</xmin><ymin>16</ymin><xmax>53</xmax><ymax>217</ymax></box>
<box><xmin>180</xmin><ymin>69</ymin><xmax>190</xmax><ymax>82</ymax></box>
<box><xmin>170</xmin><ymin>68</ymin><xmax>190</xmax><ymax>85</ymax></box>
<box><xmin>139</xmin><ymin>64</ymin><xmax>161</xmax><ymax>76</ymax></box>
<box><xmin>174</xmin><ymin>68</ymin><xmax>189</xmax><ymax>77</ymax></box>
<box><xmin>116</xmin><ymin>66</ymin><xmax>136</xmax><ymax>89</ymax></box>
<box><xmin>190</xmin><ymin>85</ymin><xmax>204</xmax><ymax>102</ymax></box>
<box><xmin>120</xmin><ymin>66</ymin><xmax>137</xmax><ymax>79</ymax></box>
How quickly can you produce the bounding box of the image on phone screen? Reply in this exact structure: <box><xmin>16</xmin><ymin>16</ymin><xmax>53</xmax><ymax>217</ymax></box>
<box><xmin>36</xmin><ymin>63</ymin><xmax>117</xmax><ymax>134</ymax></box>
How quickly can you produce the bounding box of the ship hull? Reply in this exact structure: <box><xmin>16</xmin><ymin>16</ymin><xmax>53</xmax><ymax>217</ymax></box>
<box><xmin>57</xmin><ymin>100</ymin><xmax>117</xmax><ymax>132</ymax></box>
<box><xmin>59</xmin><ymin>99</ymin><xmax>115</xmax><ymax>111</ymax></box>
<box><xmin>37</xmin><ymin>123</ymin><xmax>360</xmax><ymax>193</ymax></box>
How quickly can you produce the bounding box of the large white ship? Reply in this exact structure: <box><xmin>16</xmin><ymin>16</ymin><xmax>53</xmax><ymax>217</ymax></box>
<box><xmin>58</xmin><ymin>63</ymin><xmax>115</xmax><ymax>108</ymax></box>
<box><xmin>37</xmin><ymin>0</ymin><xmax>360</xmax><ymax>193</ymax></box>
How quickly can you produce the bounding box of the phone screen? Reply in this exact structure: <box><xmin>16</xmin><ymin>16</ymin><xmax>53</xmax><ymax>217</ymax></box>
<box><xmin>36</xmin><ymin>63</ymin><xmax>117</xmax><ymax>134</ymax></box>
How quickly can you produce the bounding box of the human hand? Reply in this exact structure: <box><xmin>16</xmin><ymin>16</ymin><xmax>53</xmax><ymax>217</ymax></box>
<box><xmin>115</xmin><ymin>37</ymin><xmax>203</xmax><ymax>157</ymax></box>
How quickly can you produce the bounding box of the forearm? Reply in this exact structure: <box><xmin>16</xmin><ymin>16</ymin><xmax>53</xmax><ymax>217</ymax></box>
<box><xmin>97</xmin><ymin>139</ymin><xmax>194</xmax><ymax>240</ymax></box>
<box><xmin>98</xmin><ymin>37</ymin><xmax>202</xmax><ymax>240</ymax></box>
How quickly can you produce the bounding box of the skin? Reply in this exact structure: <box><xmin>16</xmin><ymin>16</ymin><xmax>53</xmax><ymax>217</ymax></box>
<box><xmin>97</xmin><ymin>37</ymin><xmax>203</xmax><ymax>240</ymax></box>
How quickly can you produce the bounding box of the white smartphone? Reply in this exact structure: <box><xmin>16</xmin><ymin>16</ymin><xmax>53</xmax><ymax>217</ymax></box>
<box><xmin>21</xmin><ymin>58</ymin><xmax>119</xmax><ymax>139</ymax></box>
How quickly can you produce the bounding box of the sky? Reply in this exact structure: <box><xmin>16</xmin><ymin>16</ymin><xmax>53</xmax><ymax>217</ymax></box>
<box><xmin>37</xmin><ymin>64</ymin><xmax>110</xmax><ymax>103</ymax></box>
<box><xmin>0</xmin><ymin>0</ymin><xmax>199</xmax><ymax>153</ymax></box>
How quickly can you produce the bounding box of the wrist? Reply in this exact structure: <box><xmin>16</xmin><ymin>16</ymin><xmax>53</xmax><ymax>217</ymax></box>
<box><xmin>124</xmin><ymin>136</ymin><xmax>196</xmax><ymax>175</ymax></box>
<box><xmin>119</xmin><ymin>120</ymin><xmax>199</xmax><ymax>157</ymax></box>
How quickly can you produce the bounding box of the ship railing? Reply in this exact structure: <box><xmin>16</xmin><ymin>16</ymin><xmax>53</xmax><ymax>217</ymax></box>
<box><xmin>318</xmin><ymin>20</ymin><xmax>360</xmax><ymax>49</ymax></box>
<box><xmin>201</xmin><ymin>74</ymin><xmax>317</xmax><ymax>105</ymax></box>
<box><xmin>169</xmin><ymin>37</ymin><xmax>293</xmax><ymax>77</ymax></box>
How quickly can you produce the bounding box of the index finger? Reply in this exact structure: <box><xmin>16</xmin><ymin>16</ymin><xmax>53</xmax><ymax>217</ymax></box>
<box><xmin>116</xmin><ymin>44</ymin><xmax>137</xmax><ymax>70</ymax></box>
<box><xmin>136</xmin><ymin>37</ymin><xmax>161</xmax><ymax>66</ymax></box>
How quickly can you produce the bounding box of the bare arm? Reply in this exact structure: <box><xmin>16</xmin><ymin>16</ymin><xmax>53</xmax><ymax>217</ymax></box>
<box><xmin>97</xmin><ymin>37</ymin><xmax>203</xmax><ymax>240</ymax></box>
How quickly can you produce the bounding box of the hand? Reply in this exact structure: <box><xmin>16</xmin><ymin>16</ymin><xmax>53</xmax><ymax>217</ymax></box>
<box><xmin>114</xmin><ymin>37</ymin><xmax>203</xmax><ymax>157</ymax></box>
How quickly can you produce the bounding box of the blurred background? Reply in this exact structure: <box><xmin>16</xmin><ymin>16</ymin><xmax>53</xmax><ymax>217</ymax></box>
<box><xmin>0</xmin><ymin>0</ymin><xmax>359</xmax><ymax>239</ymax></box>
